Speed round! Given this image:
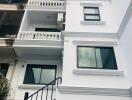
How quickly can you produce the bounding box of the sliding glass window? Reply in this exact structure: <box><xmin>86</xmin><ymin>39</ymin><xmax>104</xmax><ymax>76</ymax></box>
<box><xmin>77</xmin><ymin>47</ymin><xmax>117</xmax><ymax>70</ymax></box>
<box><xmin>24</xmin><ymin>64</ymin><xmax>57</xmax><ymax>85</ymax></box>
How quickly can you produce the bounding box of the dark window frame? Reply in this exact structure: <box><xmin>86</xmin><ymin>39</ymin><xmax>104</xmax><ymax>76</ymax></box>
<box><xmin>23</xmin><ymin>64</ymin><xmax>57</xmax><ymax>85</ymax></box>
<box><xmin>83</xmin><ymin>7</ymin><xmax>101</xmax><ymax>21</ymax></box>
<box><xmin>77</xmin><ymin>46</ymin><xmax>118</xmax><ymax>70</ymax></box>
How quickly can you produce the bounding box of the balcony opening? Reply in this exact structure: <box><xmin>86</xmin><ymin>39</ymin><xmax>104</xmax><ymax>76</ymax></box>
<box><xmin>20</xmin><ymin>11</ymin><xmax>65</xmax><ymax>32</ymax></box>
<box><xmin>0</xmin><ymin>0</ymin><xmax>28</xmax><ymax>4</ymax></box>
<box><xmin>0</xmin><ymin>11</ymin><xmax>24</xmax><ymax>38</ymax></box>
<box><xmin>35</xmin><ymin>28</ymin><xmax>61</xmax><ymax>32</ymax></box>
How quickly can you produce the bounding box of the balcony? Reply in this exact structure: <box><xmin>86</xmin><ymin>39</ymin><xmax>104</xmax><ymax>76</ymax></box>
<box><xmin>14</xmin><ymin>11</ymin><xmax>65</xmax><ymax>49</ymax></box>
<box><xmin>26</xmin><ymin>0</ymin><xmax>66</xmax><ymax>11</ymax></box>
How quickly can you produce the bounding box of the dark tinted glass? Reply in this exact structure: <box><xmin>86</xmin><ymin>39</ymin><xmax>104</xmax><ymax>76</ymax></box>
<box><xmin>0</xmin><ymin>64</ymin><xmax>9</xmax><ymax>77</ymax></box>
<box><xmin>78</xmin><ymin>47</ymin><xmax>117</xmax><ymax>70</ymax></box>
<box><xmin>24</xmin><ymin>64</ymin><xmax>57</xmax><ymax>85</ymax></box>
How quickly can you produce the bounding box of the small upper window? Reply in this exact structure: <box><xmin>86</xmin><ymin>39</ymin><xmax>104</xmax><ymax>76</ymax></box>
<box><xmin>77</xmin><ymin>47</ymin><xmax>117</xmax><ymax>70</ymax></box>
<box><xmin>84</xmin><ymin>7</ymin><xmax>100</xmax><ymax>21</ymax></box>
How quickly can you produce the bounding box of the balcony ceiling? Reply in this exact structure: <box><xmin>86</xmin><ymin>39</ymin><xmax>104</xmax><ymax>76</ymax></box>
<box><xmin>28</xmin><ymin>11</ymin><xmax>58</xmax><ymax>25</ymax></box>
<box><xmin>15</xmin><ymin>47</ymin><xmax>62</xmax><ymax>60</ymax></box>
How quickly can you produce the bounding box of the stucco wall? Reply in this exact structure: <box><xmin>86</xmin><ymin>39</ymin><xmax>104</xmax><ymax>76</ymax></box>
<box><xmin>119</xmin><ymin>15</ymin><xmax>132</xmax><ymax>83</ymax></box>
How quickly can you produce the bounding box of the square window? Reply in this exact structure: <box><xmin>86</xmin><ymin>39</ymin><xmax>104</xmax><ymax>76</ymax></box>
<box><xmin>23</xmin><ymin>64</ymin><xmax>57</xmax><ymax>85</ymax></box>
<box><xmin>84</xmin><ymin>7</ymin><xmax>100</xmax><ymax>21</ymax></box>
<box><xmin>77</xmin><ymin>47</ymin><xmax>117</xmax><ymax>70</ymax></box>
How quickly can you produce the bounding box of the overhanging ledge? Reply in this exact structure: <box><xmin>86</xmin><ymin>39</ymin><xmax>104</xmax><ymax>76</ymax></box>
<box><xmin>58</xmin><ymin>85</ymin><xmax>132</xmax><ymax>97</ymax></box>
<box><xmin>73</xmin><ymin>69</ymin><xmax>124</xmax><ymax>76</ymax></box>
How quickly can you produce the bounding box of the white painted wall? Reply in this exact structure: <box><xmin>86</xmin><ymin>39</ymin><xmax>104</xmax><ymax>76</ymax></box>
<box><xmin>119</xmin><ymin>15</ymin><xmax>132</xmax><ymax>84</ymax></box>
<box><xmin>65</xmin><ymin>0</ymin><xmax>131</xmax><ymax>33</ymax></box>
<box><xmin>11</xmin><ymin>59</ymin><xmax>62</xmax><ymax>100</ymax></box>
<box><xmin>62</xmin><ymin>36</ymin><xmax>131</xmax><ymax>88</ymax></box>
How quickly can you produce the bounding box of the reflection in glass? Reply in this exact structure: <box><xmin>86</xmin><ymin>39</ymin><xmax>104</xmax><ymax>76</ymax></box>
<box><xmin>78</xmin><ymin>47</ymin><xmax>117</xmax><ymax>70</ymax></box>
<box><xmin>24</xmin><ymin>64</ymin><xmax>56</xmax><ymax>85</ymax></box>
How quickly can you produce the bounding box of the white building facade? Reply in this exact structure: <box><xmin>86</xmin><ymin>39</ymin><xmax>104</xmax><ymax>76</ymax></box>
<box><xmin>0</xmin><ymin>0</ymin><xmax>132</xmax><ymax>100</ymax></box>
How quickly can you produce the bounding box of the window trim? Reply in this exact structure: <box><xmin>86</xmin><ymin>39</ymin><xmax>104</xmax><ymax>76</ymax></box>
<box><xmin>77</xmin><ymin>46</ymin><xmax>118</xmax><ymax>70</ymax></box>
<box><xmin>23</xmin><ymin>64</ymin><xmax>57</xmax><ymax>85</ymax></box>
<box><xmin>83</xmin><ymin>7</ymin><xmax>101</xmax><ymax>21</ymax></box>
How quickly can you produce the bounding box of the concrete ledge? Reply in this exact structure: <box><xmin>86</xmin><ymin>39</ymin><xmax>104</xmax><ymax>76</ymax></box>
<box><xmin>72</xmin><ymin>40</ymin><xmax>118</xmax><ymax>46</ymax></box>
<box><xmin>80</xmin><ymin>3</ymin><xmax>102</xmax><ymax>7</ymax></box>
<box><xmin>58</xmin><ymin>85</ymin><xmax>132</xmax><ymax>97</ymax></box>
<box><xmin>73</xmin><ymin>69</ymin><xmax>124</xmax><ymax>76</ymax></box>
<box><xmin>62</xmin><ymin>31</ymin><xmax>118</xmax><ymax>39</ymax></box>
<box><xmin>80</xmin><ymin>21</ymin><xmax>105</xmax><ymax>25</ymax></box>
<box><xmin>13</xmin><ymin>39</ymin><xmax>63</xmax><ymax>48</ymax></box>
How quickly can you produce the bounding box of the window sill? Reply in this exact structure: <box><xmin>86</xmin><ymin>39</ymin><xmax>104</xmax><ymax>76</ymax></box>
<box><xmin>18</xmin><ymin>84</ymin><xmax>56</xmax><ymax>90</ymax></box>
<box><xmin>73</xmin><ymin>69</ymin><xmax>124</xmax><ymax>76</ymax></box>
<box><xmin>80</xmin><ymin>21</ymin><xmax>105</xmax><ymax>25</ymax></box>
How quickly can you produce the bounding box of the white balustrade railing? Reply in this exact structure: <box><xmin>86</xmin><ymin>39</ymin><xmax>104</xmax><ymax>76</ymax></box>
<box><xmin>18</xmin><ymin>31</ymin><xmax>62</xmax><ymax>41</ymax></box>
<box><xmin>26</xmin><ymin>0</ymin><xmax>65</xmax><ymax>10</ymax></box>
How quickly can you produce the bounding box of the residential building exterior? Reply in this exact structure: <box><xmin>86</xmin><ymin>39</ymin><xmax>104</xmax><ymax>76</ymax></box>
<box><xmin>0</xmin><ymin>0</ymin><xmax>132</xmax><ymax>100</ymax></box>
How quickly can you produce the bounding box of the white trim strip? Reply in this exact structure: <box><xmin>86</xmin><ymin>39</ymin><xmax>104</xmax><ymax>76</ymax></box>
<box><xmin>72</xmin><ymin>40</ymin><xmax>118</xmax><ymax>46</ymax></box>
<box><xmin>73</xmin><ymin>69</ymin><xmax>124</xmax><ymax>76</ymax></box>
<box><xmin>80</xmin><ymin>3</ymin><xmax>102</xmax><ymax>7</ymax></box>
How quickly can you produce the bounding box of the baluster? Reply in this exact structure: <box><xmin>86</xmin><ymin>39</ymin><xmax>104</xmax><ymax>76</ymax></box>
<box><xmin>19</xmin><ymin>33</ymin><xmax>22</xmax><ymax>39</ymax></box>
<box><xmin>53</xmin><ymin>34</ymin><xmax>56</xmax><ymax>40</ymax></box>
<box><xmin>43</xmin><ymin>34</ymin><xmax>46</xmax><ymax>40</ymax></box>
<box><xmin>40</xmin><ymin>33</ymin><xmax>42</xmax><ymax>40</ymax></box>
<box><xmin>23</xmin><ymin>33</ymin><xmax>26</xmax><ymax>39</ymax></box>
<box><xmin>24</xmin><ymin>92</ymin><xmax>29</xmax><ymax>100</ymax></box>
<box><xmin>46</xmin><ymin>86</ymin><xmax>49</xmax><ymax>100</ymax></box>
<box><xmin>51</xmin><ymin>85</ymin><xmax>54</xmax><ymax>100</ymax></box>
<box><xmin>46</xmin><ymin>34</ymin><xmax>49</xmax><ymax>40</ymax></box>
<box><xmin>36</xmin><ymin>92</ymin><xmax>38</xmax><ymax>100</ymax></box>
<box><xmin>27</xmin><ymin>33</ymin><xmax>29</xmax><ymax>39</ymax></box>
<box><xmin>41</xmin><ymin>89</ymin><xmax>43</xmax><ymax>100</ymax></box>
<box><xmin>31</xmin><ymin>96</ymin><xmax>33</xmax><ymax>100</ymax></box>
<box><xmin>50</xmin><ymin>34</ymin><xmax>53</xmax><ymax>40</ymax></box>
<box><xmin>57</xmin><ymin>79</ymin><xmax>59</xmax><ymax>87</ymax></box>
<box><xmin>29</xmin><ymin>33</ymin><xmax>32</xmax><ymax>39</ymax></box>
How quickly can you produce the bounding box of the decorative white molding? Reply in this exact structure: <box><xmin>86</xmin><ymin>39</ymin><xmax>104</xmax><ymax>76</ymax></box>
<box><xmin>81</xmin><ymin>21</ymin><xmax>105</xmax><ymax>25</ymax></box>
<box><xmin>73</xmin><ymin>69</ymin><xmax>124</xmax><ymax>76</ymax></box>
<box><xmin>80</xmin><ymin>3</ymin><xmax>102</xmax><ymax>7</ymax></box>
<box><xmin>58</xmin><ymin>85</ymin><xmax>132</xmax><ymax>97</ymax></box>
<box><xmin>62</xmin><ymin>31</ymin><xmax>118</xmax><ymax>39</ymax></box>
<box><xmin>13</xmin><ymin>39</ymin><xmax>63</xmax><ymax>48</ymax></box>
<box><xmin>72</xmin><ymin>40</ymin><xmax>118</xmax><ymax>46</ymax></box>
<box><xmin>26</xmin><ymin>0</ymin><xmax>66</xmax><ymax>11</ymax></box>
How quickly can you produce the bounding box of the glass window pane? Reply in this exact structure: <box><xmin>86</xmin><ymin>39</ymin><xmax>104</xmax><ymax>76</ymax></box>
<box><xmin>40</xmin><ymin>69</ymin><xmax>55</xmax><ymax>84</ymax></box>
<box><xmin>24</xmin><ymin>65</ymin><xmax>41</xmax><ymax>84</ymax></box>
<box><xmin>32</xmin><ymin>68</ymin><xmax>41</xmax><ymax>84</ymax></box>
<box><xmin>84</xmin><ymin>8</ymin><xmax>99</xmax><ymax>14</ymax></box>
<box><xmin>95</xmin><ymin>48</ymin><xmax>103</xmax><ymax>68</ymax></box>
<box><xmin>85</xmin><ymin>15</ymin><xmax>100</xmax><ymax>20</ymax></box>
<box><xmin>100</xmin><ymin>48</ymin><xmax>117</xmax><ymax>69</ymax></box>
<box><xmin>78</xmin><ymin>47</ymin><xmax>96</xmax><ymax>68</ymax></box>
